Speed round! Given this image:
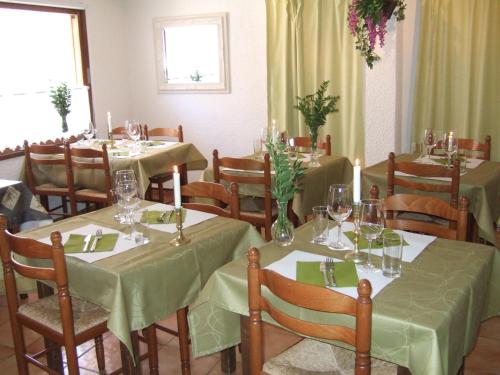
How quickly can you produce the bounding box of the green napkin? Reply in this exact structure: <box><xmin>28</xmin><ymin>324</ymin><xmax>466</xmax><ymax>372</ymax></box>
<box><xmin>110</xmin><ymin>150</ymin><xmax>129</xmax><ymax>157</ymax></box>
<box><xmin>141</xmin><ymin>209</ymin><xmax>186</xmax><ymax>224</ymax></box>
<box><xmin>296</xmin><ymin>260</ymin><xmax>359</xmax><ymax>288</ymax></box>
<box><xmin>64</xmin><ymin>233</ymin><xmax>119</xmax><ymax>253</ymax></box>
<box><xmin>141</xmin><ymin>141</ymin><xmax>163</xmax><ymax>147</ymax></box>
<box><xmin>344</xmin><ymin>229</ymin><xmax>409</xmax><ymax>250</ymax></box>
<box><xmin>97</xmin><ymin>140</ymin><xmax>113</xmax><ymax>145</ymax></box>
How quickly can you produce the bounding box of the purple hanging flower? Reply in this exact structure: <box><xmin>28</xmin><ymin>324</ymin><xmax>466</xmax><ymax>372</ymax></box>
<box><xmin>378</xmin><ymin>15</ymin><xmax>388</xmax><ymax>47</ymax></box>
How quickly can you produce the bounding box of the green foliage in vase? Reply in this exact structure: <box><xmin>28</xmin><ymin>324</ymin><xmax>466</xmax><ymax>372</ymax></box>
<box><xmin>50</xmin><ymin>82</ymin><xmax>72</xmax><ymax>118</ymax></box>
<box><xmin>294</xmin><ymin>80</ymin><xmax>340</xmax><ymax>134</ymax></box>
<box><xmin>265</xmin><ymin>137</ymin><xmax>305</xmax><ymax>203</ymax></box>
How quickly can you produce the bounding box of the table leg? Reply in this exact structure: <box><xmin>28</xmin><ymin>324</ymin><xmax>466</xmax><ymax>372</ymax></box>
<box><xmin>240</xmin><ymin>315</ymin><xmax>250</xmax><ymax>375</ymax></box>
<box><xmin>220</xmin><ymin>347</ymin><xmax>236</xmax><ymax>374</ymax></box>
<box><xmin>177</xmin><ymin>307</ymin><xmax>191</xmax><ymax>375</ymax></box>
<box><xmin>119</xmin><ymin>331</ymin><xmax>141</xmax><ymax>375</ymax></box>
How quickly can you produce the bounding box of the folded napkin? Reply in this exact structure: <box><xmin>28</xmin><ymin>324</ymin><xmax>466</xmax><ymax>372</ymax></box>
<box><xmin>141</xmin><ymin>140</ymin><xmax>163</xmax><ymax>147</ymax></box>
<box><xmin>344</xmin><ymin>229</ymin><xmax>409</xmax><ymax>250</ymax></box>
<box><xmin>97</xmin><ymin>140</ymin><xmax>113</xmax><ymax>145</ymax></box>
<box><xmin>64</xmin><ymin>233</ymin><xmax>119</xmax><ymax>253</ymax></box>
<box><xmin>296</xmin><ymin>261</ymin><xmax>358</xmax><ymax>288</ymax></box>
<box><xmin>141</xmin><ymin>209</ymin><xmax>186</xmax><ymax>224</ymax></box>
<box><xmin>110</xmin><ymin>150</ymin><xmax>129</xmax><ymax>157</ymax></box>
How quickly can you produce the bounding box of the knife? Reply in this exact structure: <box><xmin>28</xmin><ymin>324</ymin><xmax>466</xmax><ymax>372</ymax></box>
<box><xmin>82</xmin><ymin>234</ymin><xmax>92</xmax><ymax>252</ymax></box>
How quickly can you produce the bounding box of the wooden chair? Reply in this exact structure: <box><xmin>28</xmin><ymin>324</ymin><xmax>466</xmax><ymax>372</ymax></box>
<box><xmin>24</xmin><ymin>140</ymin><xmax>74</xmax><ymax>218</ymax></box>
<box><xmin>432</xmin><ymin>135</ymin><xmax>491</xmax><ymax>160</ymax></box>
<box><xmin>111</xmin><ymin>126</ymin><xmax>128</xmax><ymax>140</ymax></box>
<box><xmin>181</xmin><ymin>181</ymin><xmax>240</xmax><ymax>219</ymax></box>
<box><xmin>247</xmin><ymin>247</ymin><xmax>397</xmax><ymax>375</ymax></box>
<box><xmin>64</xmin><ymin>143</ymin><xmax>113</xmax><ymax>215</ymax></box>
<box><xmin>0</xmin><ymin>214</ymin><xmax>159</xmax><ymax>375</ymax></box>
<box><xmin>213</xmin><ymin>150</ymin><xmax>275</xmax><ymax>241</ymax></box>
<box><xmin>287</xmin><ymin>134</ymin><xmax>331</xmax><ymax>155</ymax></box>
<box><xmin>143</xmin><ymin>125</ymin><xmax>184</xmax><ymax>203</ymax></box>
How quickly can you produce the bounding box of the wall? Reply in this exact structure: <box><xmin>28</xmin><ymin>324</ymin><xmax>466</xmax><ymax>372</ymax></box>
<box><xmin>123</xmin><ymin>0</ymin><xmax>268</xmax><ymax>165</ymax></box>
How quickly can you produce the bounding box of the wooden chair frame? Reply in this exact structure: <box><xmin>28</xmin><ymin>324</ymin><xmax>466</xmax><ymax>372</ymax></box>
<box><xmin>432</xmin><ymin>135</ymin><xmax>491</xmax><ymax>161</ymax></box>
<box><xmin>65</xmin><ymin>143</ymin><xmax>112</xmax><ymax>215</ymax></box>
<box><xmin>247</xmin><ymin>247</ymin><xmax>373</xmax><ymax>375</ymax></box>
<box><xmin>144</xmin><ymin>124</ymin><xmax>183</xmax><ymax>142</ymax></box>
<box><xmin>287</xmin><ymin>134</ymin><xmax>332</xmax><ymax>156</ymax></box>
<box><xmin>213</xmin><ymin>150</ymin><xmax>274</xmax><ymax>241</ymax></box>
<box><xmin>24</xmin><ymin>140</ymin><xmax>74</xmax><ymax>217</ymax></box>
<box><xmin>181</xmin><ymin>181</ymin><xmax>240</xmax><ymax>219</ymax></box>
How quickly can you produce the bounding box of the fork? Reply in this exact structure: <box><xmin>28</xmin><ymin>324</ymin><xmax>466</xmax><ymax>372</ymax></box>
<box><xmin>326</xmin><ymin>257</ymin><xmax>337</xmax><ymax>287</ymax></box>
<box><xmin>90</xmin><ymin>229</ymin><xmax>103</xmax><ymax>252</ymax></box>
<box><xmin>158</xmin><ymin>210</ymin><xmax>172</xmax><ymax>223</ymax></box>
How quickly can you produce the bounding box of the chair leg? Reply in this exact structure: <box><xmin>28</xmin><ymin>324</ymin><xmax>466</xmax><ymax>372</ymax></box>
<box><xmin>145</xmin><ymin>325</ymin><xmax>159</xmax><ymax>375</ymax></box>
<box><xmin>65</xmin><ymin>343</ymin><xmax>80</xmax><ymax>375</ymax></box>
<box><xmin>95</xmin><ymin>335</ymin><xmax>106</xmax><ymax>374</ymax></box>
<box><xmin>177</xmin><ymin>307</ymin><xmax>191</xmax><ymax>375</ymax></box>
<box><xmin>11</xmin><ymin>322</ymin><xmax>29</xmax><ymax>375</ymax></box>
<box><xmin>39</xmin><ymin>195</ymin><xmax>50</xmax><ymax>211</ymax></box>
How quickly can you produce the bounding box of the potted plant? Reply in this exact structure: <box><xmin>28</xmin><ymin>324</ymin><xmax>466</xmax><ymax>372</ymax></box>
<box><xmin>265</xmin><ymin>137</ymin><xmax>305</xmax><ymax>246</ymax></box>
<box><xmin>50</xmin><ymin>82</ymin><xmax>72</xmax><ymax>133</ymax></box>
<box><xmin>348</xmin><ymin>0</ymin><xmax>406</xmax><ymax>68</ymax></box>
<box><xmin>294</xmin><ymin>80</ymin><xmax>339</xmax><ymax>167</ymax></box>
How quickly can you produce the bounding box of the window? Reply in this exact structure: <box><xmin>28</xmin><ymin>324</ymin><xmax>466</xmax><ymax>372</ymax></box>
<box><xmin>0</xmin><ymin>2</ymin><xmax>92</xmax><ymax>153</ymax></box>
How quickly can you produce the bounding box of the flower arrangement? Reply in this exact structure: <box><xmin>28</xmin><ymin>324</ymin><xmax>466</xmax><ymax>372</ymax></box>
<box><xmin>50</xmin><ymin>83</ymin><xmax>72</xmax><ymax>132</ymax></box>
<box><xmin>294</xmin><ymin>80</ymin><xmax>339</xmax><ymax>157</ymax></box>
<box><xmin>348</xmin><ymin>0</ymin><xmax>406</xmax><ymax>68</ymax></box>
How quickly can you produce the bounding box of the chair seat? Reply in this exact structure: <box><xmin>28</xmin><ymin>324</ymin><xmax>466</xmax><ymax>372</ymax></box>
<box><xmin>35</xmin><ymin>183</ymin><xmax>69</xmax><ymax>193</ymax></box>
<box><xmin>149</xmin><ymin>172</ymin><xmax>174</xmax><ymax>183</ymax></box>
<box><xmin>263</xmin><ymin>339</ymin><xmax>398</xmax><ymax>375</ymax></box>
<box><xmin>18</xmin><ymin>294</ymin><xmax>108</xmax><ymax>336</ymax></box>
<box><xmin>75</xmin><ymin>189</ymin><xmax>107</xmax><ymax>201</ymax></box>
<box><xmin>396</xmin><ymin>212</ymin><xmax>449</xmax><ymax>226</ymax></box>
<box><xmin>240</xmin><ymin>197</ymin><xmax>278</xmax><ymax>215</ymax></box>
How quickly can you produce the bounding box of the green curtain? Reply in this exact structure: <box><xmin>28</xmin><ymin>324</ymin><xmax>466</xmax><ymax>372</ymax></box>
<box><xmin>412</xmin><ymin>0</ymin><xmax>500</xmax><ymax>161</ymax></box>
<box><xmin>266</xmin><ymin>0</ymin><xmax>365</xmax><ymax>164</ymax></box>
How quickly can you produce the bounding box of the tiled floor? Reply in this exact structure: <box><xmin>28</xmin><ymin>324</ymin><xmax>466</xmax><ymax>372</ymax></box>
<box><xmin>0</xmin><ymin>234</ymin><xmax>499</xmax><ymax>374</ymax></box>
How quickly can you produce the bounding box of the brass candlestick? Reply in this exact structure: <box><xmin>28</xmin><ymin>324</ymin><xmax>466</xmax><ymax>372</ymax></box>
<box><xmin>108</xmin><ymin>131</ymin><xmax>116</xmax><ymax>149</ymax></box>
<box><xmin>170</xmin><ymin>208</ymin><xmax>190</xmax><ymax>246</ymax></box>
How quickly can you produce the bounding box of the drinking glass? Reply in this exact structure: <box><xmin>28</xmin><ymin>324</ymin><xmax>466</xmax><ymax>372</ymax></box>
<box><xmin>312</xmin><ymin>206</ymin><xmax>329</xmax><ymax>244</ymax></box>
<box><xmin>443</xmin><ymin>131</ymin><xmax>458</xmax><ymax>168</ymax></box>
<box><xmin>382</xmin><ymin>232</ymin><xmax>403</xmax><ymax>278</ymax></box>
<box><xmin>82</xmin><ymin>121</ymin><xmax>96</xmax><ymax>144</ymax></box>
<box><xmin>115</xmin><ymin>169</ymin><xmax>136</xmax><ymax>186</ymax></box>
<box><xmin>116</xmin><ymin>180</ymin><xmax>138</xmax><ymax>239</ymax></box>
<box><xmin>253</xmin><ymin>139</ymin><xmax>262</xmax><ymax>159</ymax></box>
<box><xmin>423</xmin><ymin>128</ymin><xmax>435</xmax><ymax>160</ymax></box>
<box><xmin>327</xmin><ymin>184</ymin><xmax>352</xmax><ymax>249</ymax></box>
<box><xmin>359</xmin><ymin>199</ymin><xmax>384</xmax><ymax>271</ymax></box>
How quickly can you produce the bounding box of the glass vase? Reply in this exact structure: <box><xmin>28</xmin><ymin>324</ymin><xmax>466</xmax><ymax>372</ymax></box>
<box><xmin>272</xmin><ymin>201</ymin><xmax>294</xmax><ymax>246</ymax></box>
<box><xmin>308</xmin><ymin>128</ymin><xmax>321</xmax><ymax>167</ymax></box>
<box><xmin>61</xmin><ymin>115</ymin><xmax>68</xmax><ymax>133</ymax></box>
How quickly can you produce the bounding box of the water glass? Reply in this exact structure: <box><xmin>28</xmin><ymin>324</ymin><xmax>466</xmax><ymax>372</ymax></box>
<box><xmin>253</xmin><ymin>139</ymin><xmax>262</xmax><ymax>159</ymax></box>
<box><xmin>135</xmin><ymin>209</ymin><xmax>150</xmax><ymax>245</ymax></box>
<box><xmin>312</xmin><ymin>206</ymin><xmax>329</xmax><ymax>244</ymax></box>
<box><xmin>110</xmin><ymin>188</ymin><xmax>127</xmax><ymax>223</ymax></box>
<box><xmin>382</xmin><ymin>232</ymin><xmax>403</xmax><ymax>278</ymax></box>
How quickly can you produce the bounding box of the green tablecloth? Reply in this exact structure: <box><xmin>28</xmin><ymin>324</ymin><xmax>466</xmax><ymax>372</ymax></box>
<box><xmin>20</xmin><ymin>202</ymin><xmax>264</xmax><ymax>355</ymax></box>
<box><xmin>187</xmin><ymin>223</ymin><xmax>500</xmax><ymax>375</ymax></box>
<box><xmin>362</xmin><ymin>154</ymin><xmax>500</xmax><ymax>246</ymax></box>
<box><xmin>201</xmin><ymin>155</ymin><xmax>353</xmax><ymax>222</ymax></box>
<box><xmin>22</xmin><ymin>141</ymin><xmax>208</xmax><ymax>198</ymax></box>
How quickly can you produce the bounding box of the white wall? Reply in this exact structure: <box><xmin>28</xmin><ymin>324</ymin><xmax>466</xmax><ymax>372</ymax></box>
<box><xmin>123</xmin><ymin>0</ymin><xmax>268</xmax><ymax>163</ymax></box>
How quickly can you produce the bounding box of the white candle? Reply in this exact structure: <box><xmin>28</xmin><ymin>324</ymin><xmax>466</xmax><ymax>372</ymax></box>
<box><xmin>447</xmin><ymin>132</ymin><xmax>454</xmax><ymax>152</ymax></box>
<box><xmin>107</xmin><ymin>111</ymin><xmax>112</xmax><ymax>133</ymax></box>
<box><xmin>353</xmin><ymin>158</ymin><xmax>361</xmax><ymax>203</ymax></box>
<box><xmin>173</xmin><ymin>165</ymin><xmax>181</xmax><ymax>209</ymax></box>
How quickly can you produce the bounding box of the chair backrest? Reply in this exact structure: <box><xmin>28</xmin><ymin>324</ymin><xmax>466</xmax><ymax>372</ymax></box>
<box><xmin>111</xmin><ymin>126</ymin><xmax>128</xmax><ymax>139</ymax></box>
<box><xmin>181</xmin><ymin>181</ymin><xmax>240</xmax><ymax>219</ymax></box>
<box><xmin>288</xmin><ymin>135</ymin><xmax>331</xmax><ymax>156</ymax></box>
<box><xmin>0</xmin><ymin>214</ymin><xmax>79</xmax><ymax>355</ymax></box>
<box><xmin>247</xmin><ymin>247</ymin><xmax>372</xmax><ymax>375</ymax></box>
<box><xmin>375</xmin><ymin>187</ymin><xmax>469</xmax><ymax>240</ymax></box>
<box><xmin>64</xmin><ymin>143</ymin><xmax>112</xmax><ymax>209</ymax></box>
<box><xmin>432</xmin><ymin>135</ymin><xmax>491</xmax><ymax>161</ymax></box>
<box><xmin>387</xmin><ymin>152</ymin><xmax>460</xmax><ymax>208</ymax></box>
<box><xmin>23</xmin><ymin>140</ymin><xmax>71</xmax><ymax>194</ymax></box>
<box><xmin>213</xmin><ymin>150</ymin><xmax>273</xmax><ymax>238</ymax></box>
<box><xmin>144</xmin><ymin>124</ymin><xmax>184</xmax><ymax>142</ymax></box>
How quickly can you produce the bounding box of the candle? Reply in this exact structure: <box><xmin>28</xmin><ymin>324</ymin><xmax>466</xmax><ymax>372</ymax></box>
<box><xmin>271</xmin><ymin>119</ymin><xmax>278</xmax><ymax>143</ymax></box>
<box><xmin>447</xmin><ymin>132</ymin><xmax>454</xmax><ymax>152</ymax></box>
<box><xmin>173</xmin><ymin>165</ymin><xmax>181</xmax><ymax>209</ymax></box>
<box><xmin>353</xmin><ymin>158</ymin><xmax>361</xmax><ymax>203</ymax></box>
<box><xmin>107</xmin><ymin>111</ymin><xmax>112</xmax><ymax>133</ymax></box>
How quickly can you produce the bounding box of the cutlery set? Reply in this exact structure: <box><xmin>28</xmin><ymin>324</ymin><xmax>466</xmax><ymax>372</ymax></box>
<box><xmin>158</xmin><ymin>210</ymin><xmax>173</xmax><ymax>223</ymax></box>
<box><xmin>83</xmin><ymin>229</ymin><xmax>103</xmax><ymax>252</ymax></box>
<box><xmin>320</xmin><ymin>257</ymin><xmax>337</xmax><ymax>287</ymax></box>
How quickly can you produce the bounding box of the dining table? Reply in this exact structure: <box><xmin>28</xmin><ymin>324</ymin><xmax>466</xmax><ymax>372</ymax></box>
<box><xmin>361</xmin><ymin>153</ymin><xmax>500</xmax><ymax>246</ymax></box>
<box><xmin>20</xmin><ymin>201</ymin><xmax>265</xmax><ymax>373</ymax></box>
<box><xmin>201</xmin><ymin>153</ymin><xmax>354</xmax><ymax>222</ymax></box>
<box><xmin>187</xmin><ymin>221</ymin><xmax>500</xmax><ymax>375</ymax></box>
<box><xmin>22</xmin><ymin>139</ymin><xmax>208</xmax><ymax>198</ymax></box>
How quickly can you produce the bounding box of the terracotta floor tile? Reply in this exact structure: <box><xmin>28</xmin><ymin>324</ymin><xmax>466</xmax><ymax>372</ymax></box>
<box><xmin>0</xmin><ymin>343</ymin><xmax>14</xmax><ymax>362</ymax></box>
<box><xmin>465</xmin><ymin>336</ymin><xmax>500</xmax><ymax>372</ymax></box>
<box><xmin>478</xmin><ymin>316</ymin><xmax>500</xmax><ymax>340</ymax></box>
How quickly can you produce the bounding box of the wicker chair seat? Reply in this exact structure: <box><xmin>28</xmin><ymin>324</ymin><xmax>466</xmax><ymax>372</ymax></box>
<box><xmin>35</xmin><ymin>183</ymin><xmax>69</xmax><ymax>194</ymax></box>
<box><xmin>75</xmin><ymin>189</ymin><xmax>107</xmax><ymax>201</ymax></box>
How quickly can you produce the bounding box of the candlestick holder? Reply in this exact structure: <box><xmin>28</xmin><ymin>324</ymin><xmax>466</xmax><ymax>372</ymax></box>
<box><xmin>344</xmin><ymin>202</ymin><xmax>366</xmax><ymax>264</ymax></box>
<box><xmin>170</xmin><ymin>208</ymin><xmax>190</xmax><ymax>246</ymax></box>
<box><xmin>107</xmin><ymin>131</ymin><xmax>116</xmax><ymax>149</ymax></box>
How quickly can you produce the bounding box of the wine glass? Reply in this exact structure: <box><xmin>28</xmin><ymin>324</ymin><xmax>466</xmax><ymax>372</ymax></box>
<box><xmin>443</xmin><ymin>131</ymin><xmax>458</xmax><ymax>168</ymax></box>
<box><xmin>423</xmin><ymin>128</ymin><xmax>435</xmax><ymax>160</ymax></box>
<box><xmin>126</xmin><ymin>120</ymin><xmax>142</xmax><ymax>152</ymax></box>
<box><xmin>116</xmin><ymin>180</ymin><xmax>138</xmax><ymax>239</ymax></box>
<box><xmin>82</xmin><ymin>121</ymin><xmax>96</xmax><ymax>145</ymax></box>
<box><xmin>359</xmin><ymin>199</ymin><xmax>384</xmax><ymax>271</ymax></box>
<box><xmin>327</xmin><ymin>184</ymin><xmax>352</xmax><ymax>249</ymax></box>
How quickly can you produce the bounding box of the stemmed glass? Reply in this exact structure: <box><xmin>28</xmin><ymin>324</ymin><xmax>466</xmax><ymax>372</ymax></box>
<box><xmin>443</xmin><ymin>131</ymin><xmax>458</xmax><ymax>168</ymax></box>
<box><xmin>327</xmin><ymin>184</ymin><xmax>352</xmax><ymax>249</ymax></box>
<box><xmin>114</xmin><ymin>170</ymin><xmax>136</xmax><ymax>222</ymax></box>
<box><xmin>359</xmin><ymin>199</ymin><xmax>384</xmax><ymax>271</ymax></box>
<box><xmin>126</xmin><ymin>120</ymin><xmax>142</xmax><ymax>152</ymax></box>
<box><xmin>82</xmin><ymin>121</ymin><xmax>96</xmax><ymax>145</ymax></box>
<box><xmin>424</xmin><ymin>128</ymin><xmax>436</xmax><ymax>160</ymax></box>
<box><xmin>116</xmin><ymin>179</ymin><xmax>139</xmax><ymax>240</ymax></box>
